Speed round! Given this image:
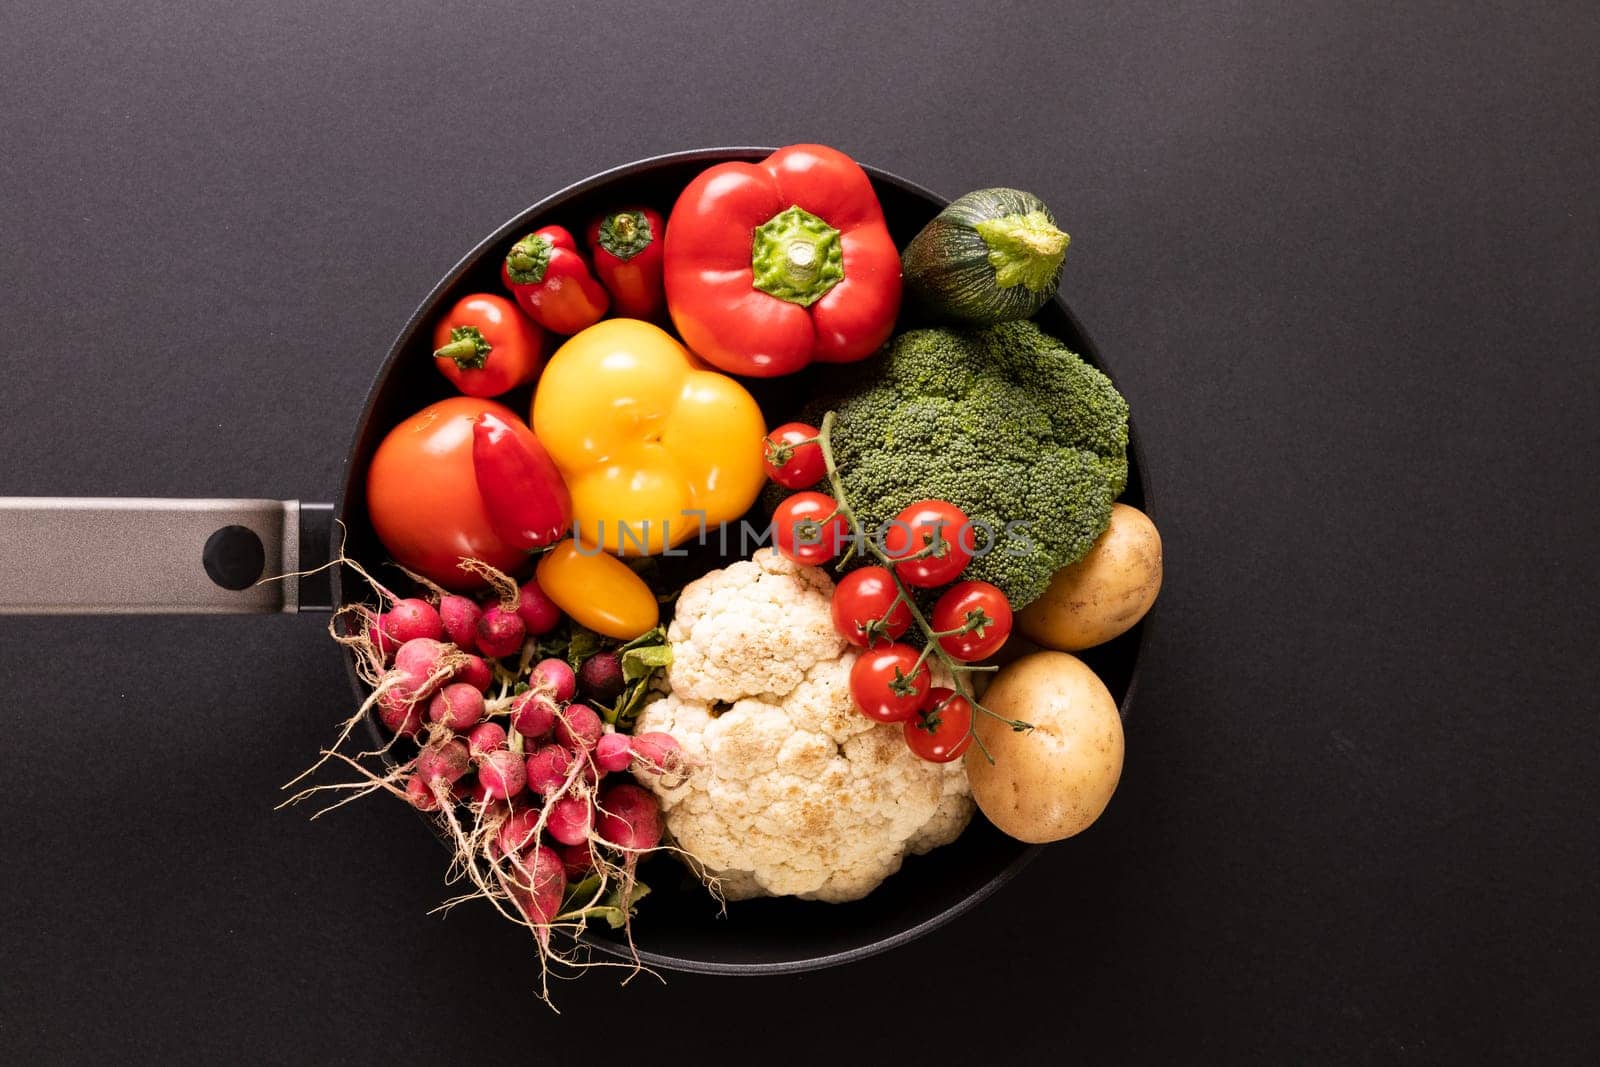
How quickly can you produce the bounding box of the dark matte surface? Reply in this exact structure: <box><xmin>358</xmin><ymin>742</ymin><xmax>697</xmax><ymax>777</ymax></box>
<box><xmin>1</xmin><ymin>0</ymin><xmax>1596</xmax><ymax>1062</ymax></box>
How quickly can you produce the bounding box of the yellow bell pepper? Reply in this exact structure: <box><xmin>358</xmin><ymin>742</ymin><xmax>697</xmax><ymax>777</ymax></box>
<box><xmin>532</xmin><ymin>318</ymin><xmax>767</xmax><ymax>555</ymax></box>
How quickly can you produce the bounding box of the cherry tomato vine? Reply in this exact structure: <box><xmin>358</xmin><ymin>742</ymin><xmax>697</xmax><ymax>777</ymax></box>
<box><xmin>810</xmin><ymin>410</ymin><xmax>1033</xmax><ymax>761</ymax></box>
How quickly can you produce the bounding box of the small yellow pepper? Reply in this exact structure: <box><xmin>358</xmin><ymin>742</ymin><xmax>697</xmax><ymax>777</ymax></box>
<box><xmin>531</xmin><ymin>318</ymin><xmax>767</xmax><ymax>555</ymax></box>
<box><xmin>535</xmin><ymin>540</ymin><xmax>659</xmax><ymax>640</ymax></box>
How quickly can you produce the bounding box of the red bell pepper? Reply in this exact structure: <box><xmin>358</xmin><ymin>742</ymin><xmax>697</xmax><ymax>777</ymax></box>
<box><xmin>471</xmin><ymin>411</ymin><xmax>571</xmax><ymax>551</ymax></box>
<box><xmin>501</xmin><ymin>225</ymin><xmax>609</xmax><ymax>336</ymax></box>
<box><xmin>430</xmin><ymin>293</ymin><xmax>545</xmax><ymax>398</ymax></box>
<box><xmin>662</xmin><ymin>144</ymin><xmax>901</xmax><ymax>377</ymax></box>
<box><xmin>586</xmin><ymin>206</ymin><xmax>666</xmax><ymax>321</ymax></box>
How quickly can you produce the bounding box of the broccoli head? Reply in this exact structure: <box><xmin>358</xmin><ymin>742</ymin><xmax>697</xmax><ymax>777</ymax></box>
<box><xmin>800</xmin><ymin>321</ymin><xmax>1129</xmax><ymax>610</ymax></box>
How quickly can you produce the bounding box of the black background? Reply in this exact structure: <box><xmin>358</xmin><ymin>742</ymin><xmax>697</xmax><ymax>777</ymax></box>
<box><xmin>2</xmin><ymin>1</ymin><xmax>1596</xmax><ymax>1062</ymax></box>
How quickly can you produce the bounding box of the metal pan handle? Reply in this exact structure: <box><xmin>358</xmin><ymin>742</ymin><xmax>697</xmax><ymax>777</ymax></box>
<box><xmin>0</xmin><ymin>498</ymin><xmax>334</xmax><ymax>614</ymax></box>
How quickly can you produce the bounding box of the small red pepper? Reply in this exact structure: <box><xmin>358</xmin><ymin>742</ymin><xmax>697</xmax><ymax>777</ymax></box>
<box><xmin>585</xmin><ymin>206</ymin><xmax>666</xmax><ymax>321</ymax></box>
<box><xmin>663</xmin><ymin>144</ymin><xmax>901</xmax><ymax>377</ymax></box>
<box><xmin>431</xmin><ymin>293</ymin><xmax>545</xmax><ymax>398</ymax></box>
<box><xmin>471</xmin><ymin>411</ymin><xmax>572</xmax><ymax>551</ymax></box>
<box><xmin>501</xmin><ymin>225</ymin><xmax>609</xmax><ymax>336</ymax></box>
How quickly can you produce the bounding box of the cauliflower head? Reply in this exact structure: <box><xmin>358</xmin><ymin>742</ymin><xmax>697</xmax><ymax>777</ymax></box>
<box><xmin>637</xmin><ymin>550</ymin><xmax>973</xmax><ymax>903</ymax></box>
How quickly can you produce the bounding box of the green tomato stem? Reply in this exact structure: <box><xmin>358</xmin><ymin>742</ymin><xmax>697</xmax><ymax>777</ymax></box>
<box><xmin>434</xmin><ymin>326</ymin><xmax>491</xmax><ymax>371</ymax></box>
<box><xmin>969</xmin><ymin>725</ymin><xmax>997</xmax><ymax>764</ymax></box>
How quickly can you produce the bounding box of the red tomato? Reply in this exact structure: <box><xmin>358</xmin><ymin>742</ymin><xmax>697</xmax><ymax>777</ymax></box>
<box><xmin>849</xmin><ymin>644</ymin><xmax>932</xmax><ymax>723</ymax></box>
<box><xmin>431</xmin><ymin>293</ymin><xmax>545</xmax><ymax>398</ymax></box>
<box><xmin>904</xmin><ymin>688</ymin><xmax>974</xmax><ymax>763</ymax></box>
<box><xmin>366</xmin><ymin>396</ymin><xmax>529</xmax><ymax>590</ymax></box>
<box><xmin>772</xmin><ymin>491</ymin><xmax>850</xmax><ymax>565</ymax></box>
<box><xmin>762</xmin><ymin>422</ymin><xmax>826</xmax><ymax>489</ymax></box>
<box><xmin>931</xmin><ymin>580</ymin><xmax>1013</xmax><ymax>662</ymax></box>
<box><xmin>882</xmin><ymin>500</ymin><xmax>976</xmax><ymax>588</ymax></box>
<box><xmin>831</xmin><ymin>566</ymin><xmax>911</xmax><ymax>646</ymax></box>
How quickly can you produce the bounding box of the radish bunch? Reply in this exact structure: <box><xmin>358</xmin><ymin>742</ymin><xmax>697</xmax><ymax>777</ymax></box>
<box><xmin>288</xmin><ymin>555</ymin><xmax>687</xmax><ymax>1001</ymax></box>
<box><xmin>374</xmin><ymin>639</ymin><xmax>681</xmax><ymax>932</ymax></box>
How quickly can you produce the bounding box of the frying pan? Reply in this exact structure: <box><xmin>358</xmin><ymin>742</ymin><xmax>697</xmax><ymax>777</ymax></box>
<box><xmin>0</xmin><ymin>148</ymin><xmax>1151</xmax><ymax>975</ymax></box>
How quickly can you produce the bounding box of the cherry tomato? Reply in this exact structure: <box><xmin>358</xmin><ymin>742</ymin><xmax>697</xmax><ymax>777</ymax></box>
<box><xmin>772</xmin><ymin>491</ymin><xmax>850</xmax><ymax>565</ymax></box>
<box><xmin>904</xmin><ymin>688</ymin><xmax>974</xmax><ymax>762</ymax></box>
<box><xmin>931</xmin><ymin>580</ymin><xmax>1013</xmax><ymax>662</ymax></box>
<box><xmin>849</xmin><ymin>644</ymin><xmax>932</xmax><ymax>723</ymax></box>
<box><xmin>366</xmin><ymin>396</ymin><xmax>528</xmax><ymax>590</ymax></box>
<box><xmin>431</xmin><ymin>293</ymin><xmax>545</xmax><ymax>398</ymax></box>
<box><xmin>882</xmin><ymin>500</ymin><xmax>975</xmax><ymax>588</ymax></box>
<box><xmin>762</xmin><ymin>422</ymin><xmax>826</xmax><ymax>489</ymax></box>
<box><xmin>832</xmin><ymin>566</ymin><xmax>911</xmax><ymax>646</ymax></box>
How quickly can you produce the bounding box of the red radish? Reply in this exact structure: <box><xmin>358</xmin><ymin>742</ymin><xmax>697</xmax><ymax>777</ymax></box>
<box><xmin>415</xmin><ymin>739</ymin><xmax>470</xmax><ymax>785</ymax></box>
<box><xmin>453</xmin><ymin>654</ymin><xmax>492</xmax><ymax>693</ymax></box>
<box><xmin>476</xmin><ymin>604</ymin><xmax>527</xmax><ymax>659</ymax></box>
<box><xmin>428</xmin><ymin>683</ymin><xmax>485</xmax><ymax>731</ymax></box>
<box><xmin>510</xmin><ymin>691</ymin><xmax>557</xmax><ymax>740</ymax></box>
<box><xmin>531</xmin><ymin>658</ymin><xmax>576</xmax><ymax>702</ymax></box>
<box><xmin>594</xmin><ymin>732</ymin><xmax>632</xmax><ymax>773</ymax></box>
<box><xmin>394</xmin><ymin>638</ymin><xmax>452</xmax><ymax>699</ymax></box>
<box><xmin>508</xmin><ymin>844</ymin><xmax>565</xmax><ymax>928</ymax></box>
<box><xmin>438</xmin><ymin>594</ymin><xmax>482</xmax><ymax>652</ymax></box>
<box><xmin>466</xmin><ymin>721</ymin><xmax>507</xmax><ymax>757</ymax></box>
<box><xmin>578</xmin><ymin>651</ymin><xmax>625</xmax><ymax>704</ymax></box>
<box><xmin>393</xmin><ymin>637</ymin><xmax>448</xmax><ymax>676</ymax></box>
<box><xmin>449</xmin><ymin>775</ymin><xmax>474</xmax><ymax>804</ymax></box>
<box><xmin>546</xmin><ymin>794</ymin><xmax>593</xmax><ymax>846</ymax></box>
<box><xmin>558</xmin><ymin>843</ymin><xmax>594</xmax><ymax>881</ymax></box>
<box><xmin>555</xmin><ymin>704</ymin><xmax>603</xmax><ymax>753</ymax></box>
<box><xmin>496</xmin><ymin>806</ymin><xmax>543</xmax><ymax>857</ymax></box>
<box><xmin>405</xmin><ymin>775</ymin><xmax>440</xmax><ymax>811</ymax></box>
<box><xmin>376</xmin><ymin>685</ymin><xmax>422</xmax><ymax>736</ymax></box>
<box><xmin>380</xmin><ymin>598</ymin><xmax>444</xmax><ymax>644</ymax></box>
<box><xmin>368</xmin><ymin>612</ymin><xmax>399</xmax><ymax>661</ymax></box>
<box><xmin>478</xmin><ymin>749</ymin><xmax>527</xmax><ymax>801</ymax></box>
<box><xmin>629</xmin><ymin>731</ymin><xmax>684</xmax><ymax>776</ymax></box>
<box><xmin>524</xmin><ymin>744</ymin><xmax>572</xmax><ymax>796</ymax></box>
<box><xmin>596</xmin><ymin>782</ymin><xmax>663</xmax><ymax>851</ymax></box>
<box><xmin>467</xmin><ymin>777</ymin><xmax>496</xmax><ymax>806</ymax></box>
<box><xmin>516</xmin><ymin>578</ymin><xmax>563</xmax><ymax>636</ymax></box>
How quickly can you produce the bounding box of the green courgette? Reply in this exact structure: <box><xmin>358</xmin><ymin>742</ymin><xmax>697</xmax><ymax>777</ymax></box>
<box><xmin>901</xmin><ymin>188</ymin><xmax>1070</xmax><ymax>325</ymax></box>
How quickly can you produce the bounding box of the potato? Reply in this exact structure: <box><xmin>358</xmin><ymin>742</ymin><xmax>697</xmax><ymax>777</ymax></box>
<box><xmin>965</xmin><ymin>651</ymin><xmax>1123</xmax><ymax>844</ymax></box>
<box><xmin>1016</xmin><ymin>503</ymin><xmax>1162</xmax><ymax>651</ymax></box>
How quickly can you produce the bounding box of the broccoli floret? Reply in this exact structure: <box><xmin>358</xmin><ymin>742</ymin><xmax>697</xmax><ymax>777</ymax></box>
<box><xmin>801</xmin><ymin>321</ymin><xmax>1129</xmax><ymax>609</ymax></box>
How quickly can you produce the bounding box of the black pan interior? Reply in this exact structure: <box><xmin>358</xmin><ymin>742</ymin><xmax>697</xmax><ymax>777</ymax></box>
<box><xmin>332</xmin><ymin>149</ymin><xmax>1150</xmax><ymax>975</ymax></box>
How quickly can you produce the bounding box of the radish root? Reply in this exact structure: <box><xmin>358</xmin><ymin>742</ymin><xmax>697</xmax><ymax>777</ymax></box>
<box><xmin>455</xmin><ymin>557</ymin><xmax>521</xmax><ymax>611</ymax></box>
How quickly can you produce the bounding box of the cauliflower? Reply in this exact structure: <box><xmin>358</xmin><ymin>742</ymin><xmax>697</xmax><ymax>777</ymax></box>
<box><xmin>636</xmin><ymin>550</ymin><xmax>973</xmax><ymax>903</ymax></box>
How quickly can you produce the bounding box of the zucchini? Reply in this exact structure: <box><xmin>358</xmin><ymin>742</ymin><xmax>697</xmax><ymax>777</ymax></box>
<box><xmin>901</xmin><ymin>188</ymin><xmax>1069</xmax><ymax>325</ymax></box>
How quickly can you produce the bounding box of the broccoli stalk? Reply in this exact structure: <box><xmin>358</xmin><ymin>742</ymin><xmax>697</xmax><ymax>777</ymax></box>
<box><xmin>814</xmin><ymin>410</ymin><xmax>1033</xmax><ymax>760</ymax></box>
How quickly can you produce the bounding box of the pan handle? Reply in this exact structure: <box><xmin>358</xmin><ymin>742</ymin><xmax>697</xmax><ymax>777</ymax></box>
<box><xmin>0</xmin><ymin>498</ymin><xmax>335</xmax><ymax>614</ymax></box>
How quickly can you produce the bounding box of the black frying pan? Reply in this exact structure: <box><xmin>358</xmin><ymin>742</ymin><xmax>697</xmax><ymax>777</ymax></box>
<box><xmin>0</xmin><ymin>147</ymin><xmax>1151</xmax><ymax>976</ymax></box>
